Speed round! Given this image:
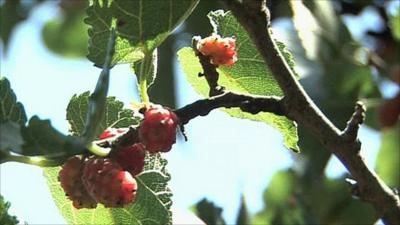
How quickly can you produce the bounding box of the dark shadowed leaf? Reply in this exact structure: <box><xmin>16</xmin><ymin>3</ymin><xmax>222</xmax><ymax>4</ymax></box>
<box><xmin>0</xmin><ymin>77</ymin><xmax>27</xmax><ymax>125</ymax></box>
<box><xmin>194</xmin><ymin>198</ymin><xmax>226</xmax><ymax>225</ymax></box>
<box><xmin>0</xmin><ymin>77</ymin><xmax>83</xmax><ymax>159</ymax></box>
<box><xmin>0</xmin><ymin>121</ymin><xmax>24</xmax><ymax>153</ymax></box>
<box><xmin>85</xmin><ymin>0</ymin><xmax>199</xmax><ymax>66</ymax></box>
<box><xmin>66</xmin><ymin>92</ymin><xmax>140</xmax><ymax>136</ymax></box>
<box><xmin>20</xmin><ymin>116</ymin><xmax>80</xmax><ymax>157</ymax></box>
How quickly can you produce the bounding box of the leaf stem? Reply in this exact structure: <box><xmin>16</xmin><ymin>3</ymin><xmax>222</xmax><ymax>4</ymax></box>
<box><xmin>138</xmin><ymin>49</ymin><xmax>155</xmax><ymax>104</ymax></box>
<box><xmin>139</xmin><ymin>73</ymin><xmax>149</xmax><ymax>103</ymax></box>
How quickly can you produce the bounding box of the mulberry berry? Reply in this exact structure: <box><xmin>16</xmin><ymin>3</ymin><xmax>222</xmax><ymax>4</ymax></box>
<box><xmin>197</xmin><ymin>34</ymin><xmax>237</xmax><ymax>66</ymax></box>
<box><xmin>58</xmin><ymin>156</ymin><xmax>97</xmax><ymax>209</ymax></box>
<box><xmin>110</xmin><ymin>143</ymin><xmax>146</xmax><ymax>177</ymax></box>
<box><xmin>81</xmin><ymin>156</ymin><xmax>137</xmax><ymax>207</ymax></box>
<box><xmin>139</xmin><ymin>105</ymin><xmax>178</xmax><ymax>153</ymax></box>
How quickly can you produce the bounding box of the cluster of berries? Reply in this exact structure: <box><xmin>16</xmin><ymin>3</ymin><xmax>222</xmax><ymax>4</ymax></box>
<box><xmin>58</xmin><ymin>105</ymin><xmax>179</xmax><ymax>209</ymax></box>
<box><xmin>197</xmin><ymin>34</ymin><xmax>237</xmax><ymax>66</ymax></box>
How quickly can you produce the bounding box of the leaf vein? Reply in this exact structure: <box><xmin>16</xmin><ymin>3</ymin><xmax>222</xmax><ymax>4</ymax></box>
<box><xmin>115</xmin><ymin>1</ymin><xmax>140</xmax><ymax>20</ymax></box>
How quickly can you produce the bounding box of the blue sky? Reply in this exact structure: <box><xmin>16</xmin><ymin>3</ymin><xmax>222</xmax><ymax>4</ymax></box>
<box><xmin>0</xmin><ymin>1</ymin><xmax>388</xmax><ymax>224</ymax></box>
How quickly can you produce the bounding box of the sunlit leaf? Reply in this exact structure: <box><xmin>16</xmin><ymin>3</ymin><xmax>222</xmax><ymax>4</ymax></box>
<box><xmin>178</xmin><ymin>48</ymin><xmax>299</xmax><ymax>152</ymax></box>
<box><xmin>177</xmin><ymin>9</ymin><xmax>300</xmax><ymax>151</ymax></box>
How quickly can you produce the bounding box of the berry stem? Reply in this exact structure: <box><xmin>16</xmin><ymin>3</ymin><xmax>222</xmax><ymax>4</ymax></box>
<box><xmin>81</xmin><ymin>28</ymin><xmax>116</xmax><ymax>143</ymax></box>
<box><xmin>86</xmin><ymin>142</ymin><xmax>111</xmax><ymax>157</ymax></box>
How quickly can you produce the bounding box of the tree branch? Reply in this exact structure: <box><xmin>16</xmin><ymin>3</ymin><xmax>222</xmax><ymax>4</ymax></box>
<box><xmin>175</xmin><ymin>91</ymin><xmax>285</xmax><ymax>125</ymax></box>
<box><xmin>93</xmin><ymin>92</ymin><xmax>284</xmax><ymax>149</ymax></box>
<box><xmin>218</xmin><ymin>0</ymin><xmax>400</xmax><ymax>224</ymax></box>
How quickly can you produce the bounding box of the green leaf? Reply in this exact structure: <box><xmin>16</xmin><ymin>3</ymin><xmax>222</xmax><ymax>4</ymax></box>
<box><xmin>390</xmin><ymin>6</ymin><xmax>400</xmax><ymax>41</ymax></box>
<box><xmin>178</xmin><ymin>10</ymin><xmax>299</xmax><ymax>151</ymax></box>
<box><xmin>177</xmin><ymin>48</ymin><xmax>299</xmax><ymax>152</ymax></box>
<box><xmin>0</xmin><ymin>77</ymin><xmax>27</xmax><ymax>125</ymax></box>
<box><xmin>85</xmin><ymin>0</ymin><xmax>199</xmax><ymax>66</ymax></box>
<box><xmin>376</xmin><ymin>123</ymin><xmax>400</xmax><ymax>188</ymax></box>
<box><xmin>43</xmin><ymin>147</ymin><xmax>172</xmax><ymax>225</ymax></box>
<box><xmin>66</xmin><ymin>91</ymin><xmax>140</xmax><ymax>137</ymax></box>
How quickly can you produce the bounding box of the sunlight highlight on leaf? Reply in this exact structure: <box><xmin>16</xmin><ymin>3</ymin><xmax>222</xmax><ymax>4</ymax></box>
<box><xmin>178</xmin><ymin>10</ymin><xmax>300</xmax><ymax>152</ymax></box>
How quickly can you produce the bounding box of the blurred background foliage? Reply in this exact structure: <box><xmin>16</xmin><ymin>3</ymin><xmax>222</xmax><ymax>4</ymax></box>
<box><xmin>1</xmin><ymin>0</ymin><xmax>399</xmax><ymax>224</ymax></box>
